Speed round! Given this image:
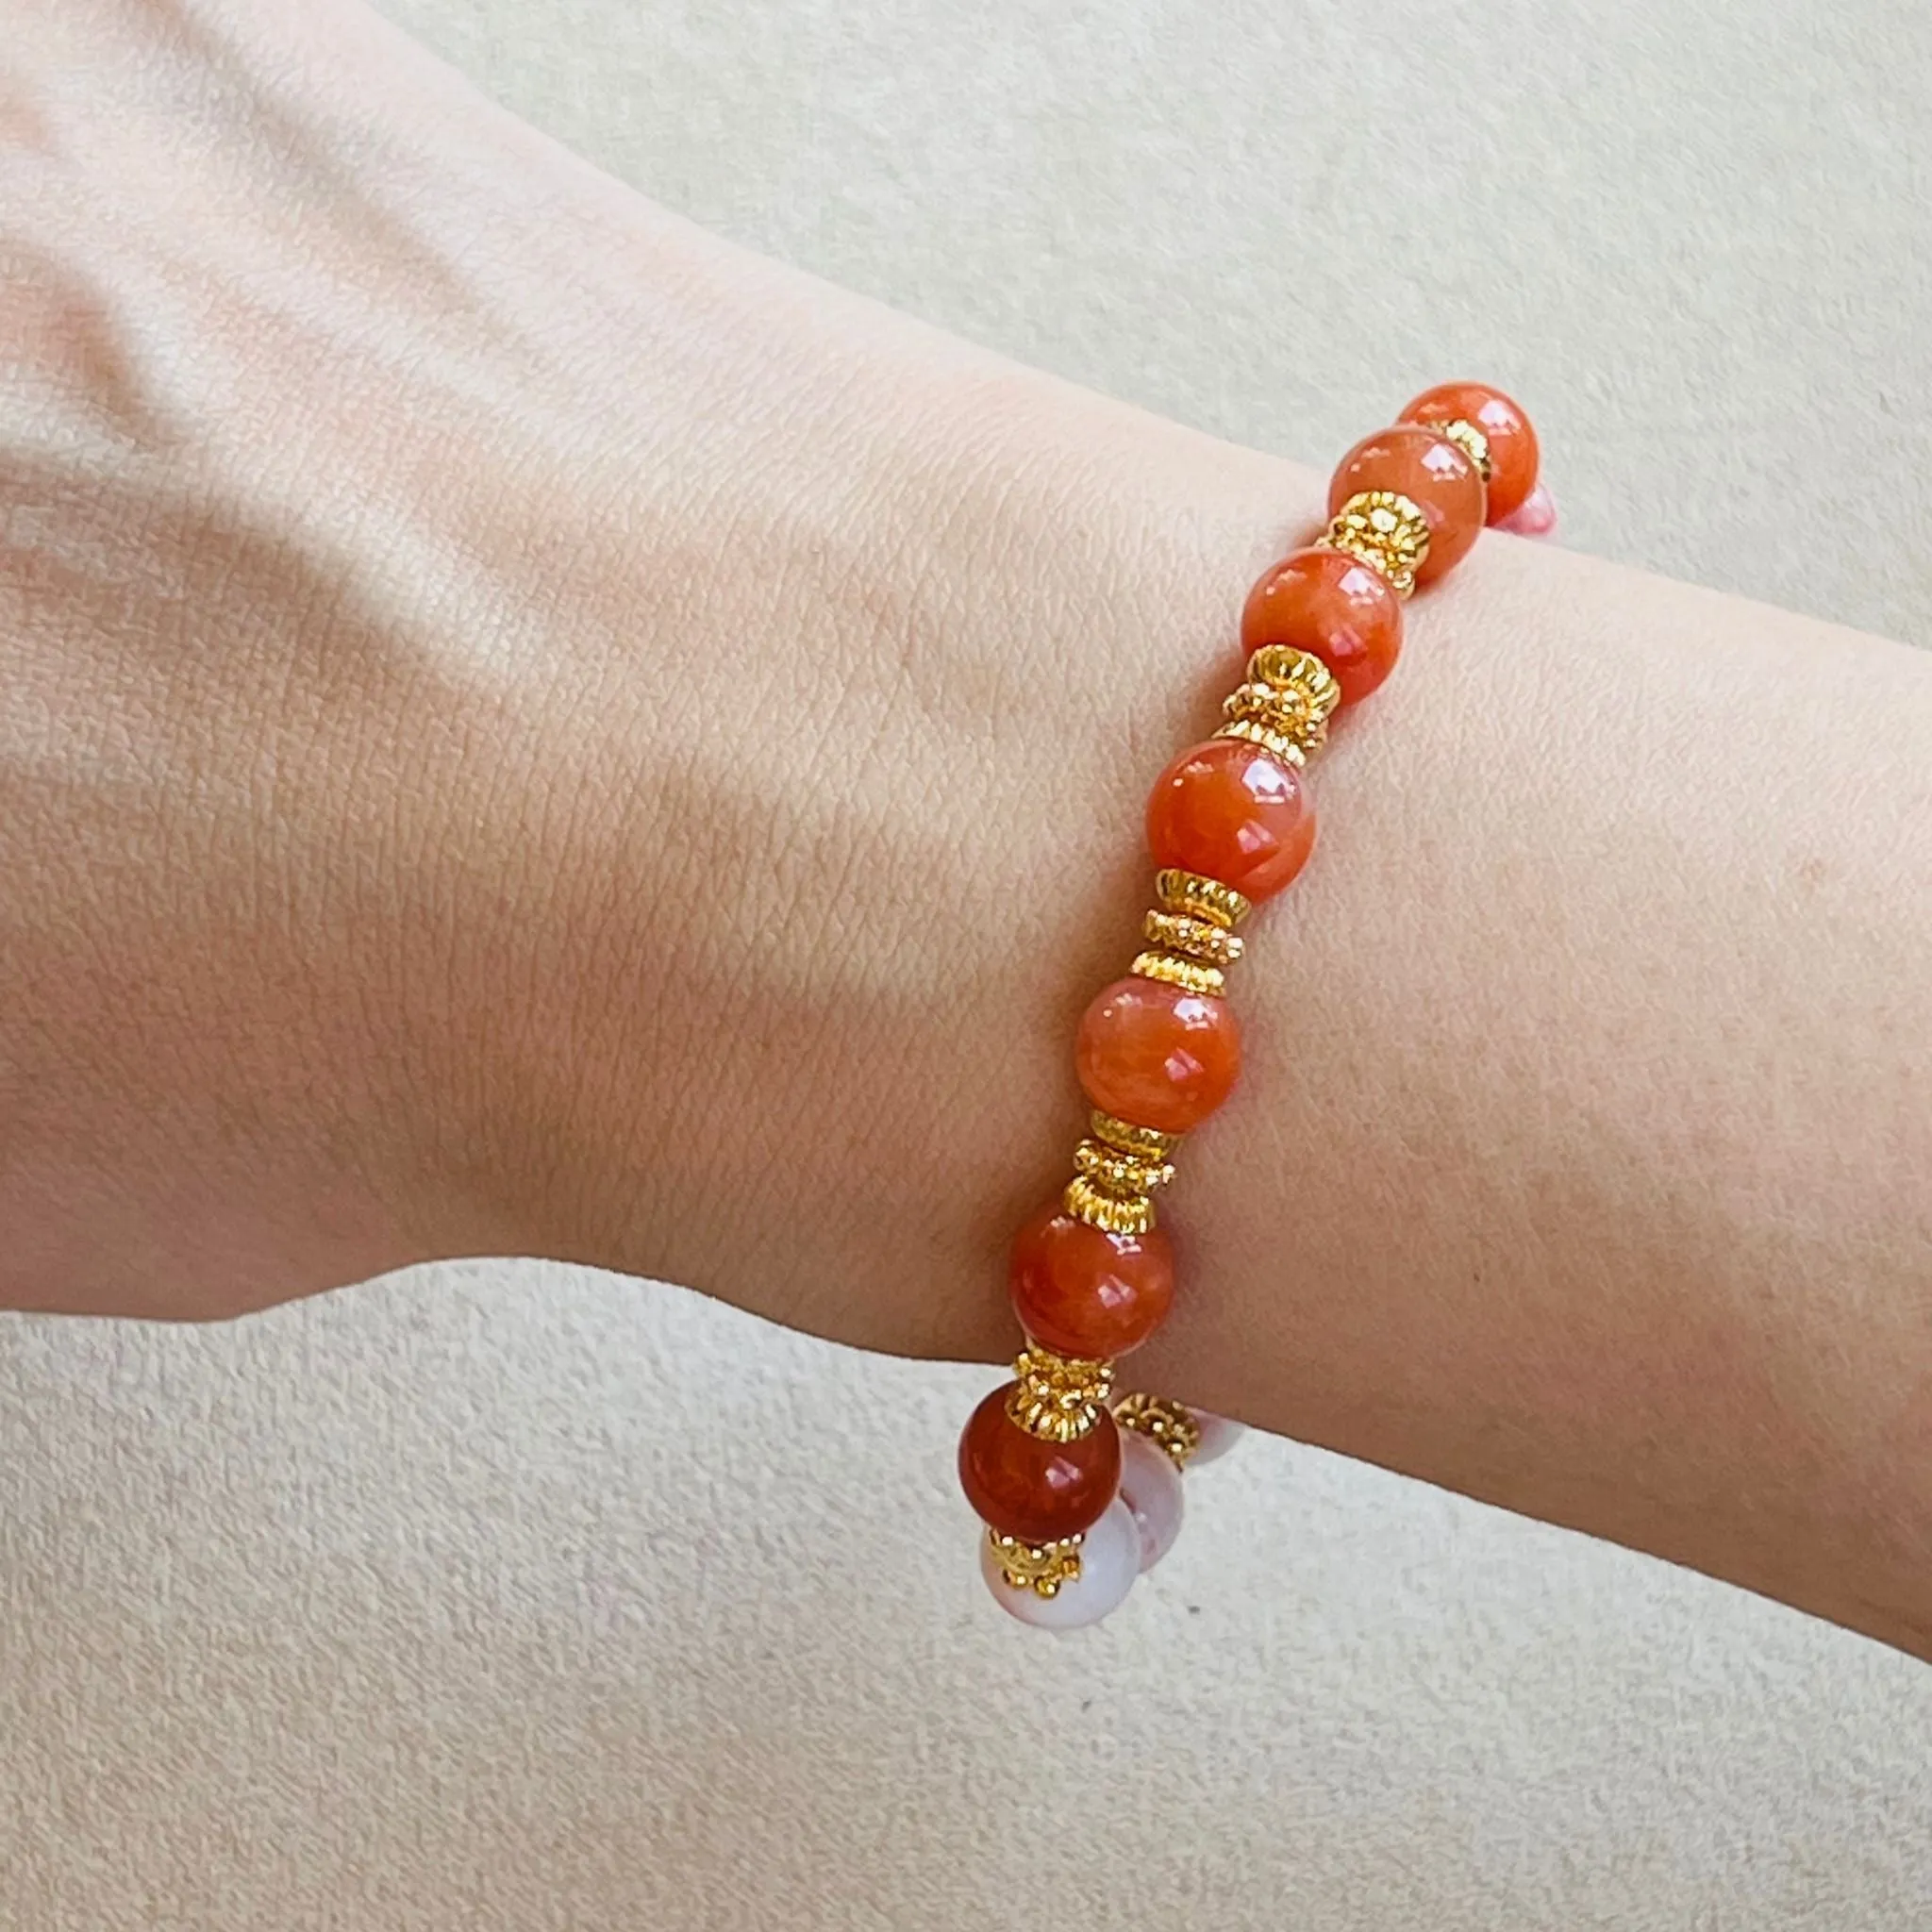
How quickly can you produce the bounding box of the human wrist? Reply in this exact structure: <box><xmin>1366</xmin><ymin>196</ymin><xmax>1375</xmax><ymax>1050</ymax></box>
<box><xmin>458</xmin><ymin>331</ymin><xmax>1324</xmax><ymax>1329</ymax></box>
<box><xmin>480</xmin><ymin>349</ymin><xmax>1932</xmax><ymax>1656</ymax></box>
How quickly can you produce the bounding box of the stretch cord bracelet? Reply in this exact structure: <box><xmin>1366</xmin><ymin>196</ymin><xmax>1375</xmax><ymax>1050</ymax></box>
<box><xmin>958</xmin><ymin>381</ymin><xmax>1546</xmax><ymax>1629</ymax></box>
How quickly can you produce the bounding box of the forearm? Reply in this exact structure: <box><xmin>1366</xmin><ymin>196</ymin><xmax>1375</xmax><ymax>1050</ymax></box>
<box><xmin>486</xmin><ymin>267</ymin><xmax>1932</xmax><ymax>1655</ymax></box>
<box><xmin>7</xmin><ymin>0</ymin><xmax>1926</xmax><ymax>1657</ymax></box>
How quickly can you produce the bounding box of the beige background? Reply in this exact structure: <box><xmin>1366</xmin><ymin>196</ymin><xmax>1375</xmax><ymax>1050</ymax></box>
<box><xmin>5</xmin><ymin>2</ymin><xmax>1931</xmax><ymax>1927</ymax></box>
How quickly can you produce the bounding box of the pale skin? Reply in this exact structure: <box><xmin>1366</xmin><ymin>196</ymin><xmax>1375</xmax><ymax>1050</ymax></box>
<box><xmin>4</xmin><ymin>0</ymin><xmax>1928</xmax><ymax>1657</ymax></box>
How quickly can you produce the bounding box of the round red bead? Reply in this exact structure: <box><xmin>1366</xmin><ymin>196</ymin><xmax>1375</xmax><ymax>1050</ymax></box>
<box><xmin>1241</xmin><ymin>545</ymin><xmax>1405</xmax><ymax>708</ymax></box>
<box><xmin>1328</xmin><ymin>423</ymin><xmax>1486</xmax><ymax>583</ymax></box>
<box><xmin>1146</xmin><ymin>737</ymin><xmax>1314</xmax><ymax>903</ymax></box>
<box><xmin>1400</xmin><ymin>381</ymin><xmax>1541</xmax><ymax>525</ymax></box>
<box><xmin>1075</xmin><ymin>976</ymin><xmax>1241</xmax><ymax>1135</ymax></box>
<box><xmin>958</xmin><ymin>1386</ymin><xmax>1122</xmax><ymax>1543</ymax></box>
<box><xmin>1009</xmin><ymin>1203</ymin><xmax>1174</xmax><ymax>1360</ymax></box>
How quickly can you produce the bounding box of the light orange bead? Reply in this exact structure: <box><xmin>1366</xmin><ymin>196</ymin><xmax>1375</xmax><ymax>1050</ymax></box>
<box><xmin>1241</xmin><ymin>545</ymin><xmax>1405</xmax><ymax>707</ymax></box>
<box><xmin>1328</xmin><ymin>423</ymin><xmax>1486</xmax><ymax>583</ymax></box>
<box><xmin>1400</xmin><ymin>381</ymin><xmax>1541</xmax><ymax>524</ymax></box>
<box><xmin>1075</xmin><ymin>976</ymin><xmax>1241</xmax><ymax>1136</ymax></box>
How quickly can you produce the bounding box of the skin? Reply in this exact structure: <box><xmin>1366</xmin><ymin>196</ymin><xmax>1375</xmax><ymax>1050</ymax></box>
<box><xmin>3</xmin><ymin>1</ymin><xmax>1928</xmax><ymax>1657</ymax></box>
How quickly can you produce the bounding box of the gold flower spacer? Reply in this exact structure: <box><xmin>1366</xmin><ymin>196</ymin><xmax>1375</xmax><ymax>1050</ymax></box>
<box><xmin>1154</xmin><ymin>868</ymin><xmax>1250</xmax><ymax>931</ymax></box>
<box><xmin>1320</xmin><ymin>489</ymin><xmax>1430</xmax><ymax>598</ymax></box>
<box><xmin>987</xmin><ymin>1528</ymin><xmax>1084</xmax><ymax>1598</ymax></box>
<box><xmin>1063</xmin><ymin>1173</ymin><xmax>1156</xmax><ymax>1235</ymax></box>
<box><xmin>1074</xmin><ymin>1138</ymin><xmax>1175</xmax><ymax>1198</ymax></box>
<box><xmin>1218</xmin><ymin>685</ymin><xmax>1325</xmax><ymax>763</ymax></box>
<box><xmin>1008</xmin><ymin>1345</ymin><xmax>1116</xmax><ymax>1441</ymax></box>
<box><xmin>1130</xmin><ymin>950</ymin><xmax>1224</xmax><ymax>997</ymax></box>
<box><xmin>1248</xmin><ymin>644</ymin><xmax>1342</xmax><ymax>719</ymax></box>
<box><xmin>1112</xmin><ymin>1391</ymin><xmax>1203</xmax><ymax>1469</ymax></box>
<box><xmin>1089</xmin><ymin>1110</ymin><xmax>1182</xmax><ymax>1161</ymax></box>
<box><xmin>1216</xmin><ymin>717</ymin><xmax>1312</xmax><ymax>766</ymax></box>
<box><xmin>1428</xmin><ymin>415</ymin><xmax>1491</xmax><ymax>480</ymax></box>
<box><xmin>1142</xmin><ymin>909</ymin><xmax>1243</xmax><ymax>968</ymax></box>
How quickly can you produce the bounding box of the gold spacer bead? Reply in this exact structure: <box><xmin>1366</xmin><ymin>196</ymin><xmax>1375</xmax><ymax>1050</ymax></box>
<box><xmin>1218</xmin><ymin>678</ymin><xmax>1335</xmax><ymax>762</ymax></box>
<box><xmin>1215</xmin><ymin>717</ymin><xmax>1307</xmax><ymax>765</ymax></box>
<box><xmin>1429</xmin><ymin>415</ymin><xmax>1491</xmax><ymax>481</ymax></box>
<box><xmin>987</xmin><ymin>1527</ymin><xmax>1085</xmax><ymax>1598</ymax></box>
<box><xmin>1063</xmin><ymin>1174</ymin><xmax>1156</xmax><ymax>1235</ymax></box>
<box><xmin>1319</xmin><ymin>489</ymin><xmax>1430</xmax><ymax>598</ymax></box>
<box><xmin>1142</xmin><ymin>909</ymin><xmax>1243</xmax><ymax>969</ymax></box>
<box><xmin>1214</xmin><ymin>717</ymin><xmax>1315</xmax><ymax>766</ymax></box>
<box><xmin>1247</xmin><ymin>644</ymin><xmax>1342</xmax><ymax>720</ymax></box>
<box><xmin>1154</xmin><ymin>868</ymin><xmax>1251</xmax><ymax>930</ymax></box>
<box><xmin>1112</xmin><ymin>1391</ymin><xmax>1204</xmax><ymax>1469</ymax></box>
<box><xmin>1130</xmin><ymin>950</ymin><xmax>1225</xmax><ymax>997</ymax></box>
<box><xmin>1074</xmin><ymin>1138</ymin><xmax>1176</xmax><ymax>1198</ymax></box>
<box><xmin>1089</xmin><ymin>1109</ymin><xmax>1182</xmax><ymax>1160</ymax></box>
<box><xmin>1008</xmin><ymin>1345</ymin><xmax>1116</xmax><ymax>1441</ymax></box>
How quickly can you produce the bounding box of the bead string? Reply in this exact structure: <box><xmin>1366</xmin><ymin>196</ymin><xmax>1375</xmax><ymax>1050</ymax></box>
<box><xmin>958</xmin><ymin>384</ymin><xmax>1543</xmax><ymax>1628</ymax></box>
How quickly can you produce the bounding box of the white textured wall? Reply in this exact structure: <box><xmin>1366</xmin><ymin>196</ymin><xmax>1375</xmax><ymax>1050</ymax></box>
<box><xmin>5</xmin><ymin>3</ymin><xmax>1929</xmax><ymax>1927</ymax></box>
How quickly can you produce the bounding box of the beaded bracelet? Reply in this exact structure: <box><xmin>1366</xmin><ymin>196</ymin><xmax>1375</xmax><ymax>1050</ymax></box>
<box><xmin>958</xmin><ymin>381</ymin><xmax>1545</xmax><ymax>1629</ymax></box>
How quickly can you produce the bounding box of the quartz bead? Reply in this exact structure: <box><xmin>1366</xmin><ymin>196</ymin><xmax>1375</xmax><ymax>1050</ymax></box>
<box><xmin>1117</xmin><ymin>1428</ymin><xmax>1186</xmax><ymax>1572</ymax></box>
<box><xmin>1009</xmin><ymin>1203</ymin><xmax>1174</xmax><ymax>1360</ymax></box>
<box><xmin>1188</xmin><ymin>1410</ymin><xmax>1246</xmax><ymax>1466</ymax></box>
<box><xmin>1074</xmin><ymin>977</ymin><xmax>1241</xmax><ymax>1136</ymax></box>
<box><xmin>1499</xmin><ymin>481</ymin><xmax>1557</xmax><ymax>538</ymax></box>
<box><xmin>1241</xmin><ymin>545</ymin><xmax>1405</xmax><ymax>707</ymax></box>
<box><xmin>958</xmin><ymin>1384</ymin><xmax>1121</xmax><ymax>1543</ymax></box>
<box><xmin>1399</xmin><ymin>380</ymin><xmax>1541</xmax><ymax>524</ymax></box>
<box><xmin>1146</xmin><ymin>738</ymin><xmax>1315</xmax><ymax>903</ymax></box>
<box><xmin>1328</xmin><ymin>423</ymin><xmax>1485</xmax><ymax>583</ymax></box>
<box><xmin>978</xmin><ymin>1496</ymin><xmax>1141</xmax><ymax>1630</ymax></box>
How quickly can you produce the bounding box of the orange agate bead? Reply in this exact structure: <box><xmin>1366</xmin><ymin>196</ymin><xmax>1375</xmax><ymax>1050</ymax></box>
<box><xmin>1009</xmin><ymin>1203</ymin><xmax>1174</xmax><ymax>1360</ymax></box>
<box><xmin>1400</xmin><ymin>380</ymin><xmax>1541</xmax><ymax>524</ymax></box>
<box><xmin>1145</xmin><ymin>737</ymin><xmax>1314</xmax><ymax>903</ymax></box>
<box><xmin>1075</xmin><ymin>976</ymin><xmax>1241</xmax><ymax>1135</ymax></box>
<box><xmin>1328</xmin><ymin>423</ymin><xmax>1486</xmax><ymax>583</ymax></box>
<box><xmin>958</xmin><ymin>1385</ymin><xmax>1122</xmax><ymax>1543</ymax></box>
<box><xmin>1240</xmin><ymin>544</ymin><xmax>1405</xmax><ymax>707</ymax></box>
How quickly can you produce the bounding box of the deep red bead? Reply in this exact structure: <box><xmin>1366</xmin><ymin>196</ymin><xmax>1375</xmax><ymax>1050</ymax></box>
<box><xmin>958</xmin><ymin>1386</ymin><xmax>1122</xmax><ymax>1543</ymax></box>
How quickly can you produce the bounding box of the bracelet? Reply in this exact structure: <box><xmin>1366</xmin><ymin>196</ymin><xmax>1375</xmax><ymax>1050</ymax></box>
<box><xmin>958</xmin><ymin>381</ymin><xmax>1544</xmax><ymax>1629</ymax></box>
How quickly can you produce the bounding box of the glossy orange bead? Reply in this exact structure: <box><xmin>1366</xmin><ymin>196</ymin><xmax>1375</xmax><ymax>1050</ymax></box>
<box><xmin>1075</xmin><ymin>976</ymin><xmax>1241</xmax><ymax>1135</ymax></box>
<box><xmin>1241</xmin><ymin>545</ymin><xmax>1405</xmax><ymax>707</ymax></box>
<box><xmin>1146</xmin><ymin>738</ymin><xmax>1314</xmax><ymax>904</ymax></box>
<box><xmin>1328</xmin><ymin>422</ymin><xmax>1486</xmax><ymax>583</ymax></box>
<box><xmin>1400</xmin><ymin>381</ymin><xmax>1541</xmax><ymax>524</ymax></box>
<box><xmin>958</xmin><ymin>1385</ymin><xmax>1122</xmax><ymax>1543</ymax></box>
<box><xmin>1009</xmin><ymin>1202</ymin><xmax>1175</xmax><ymax>1360</ymax></box>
